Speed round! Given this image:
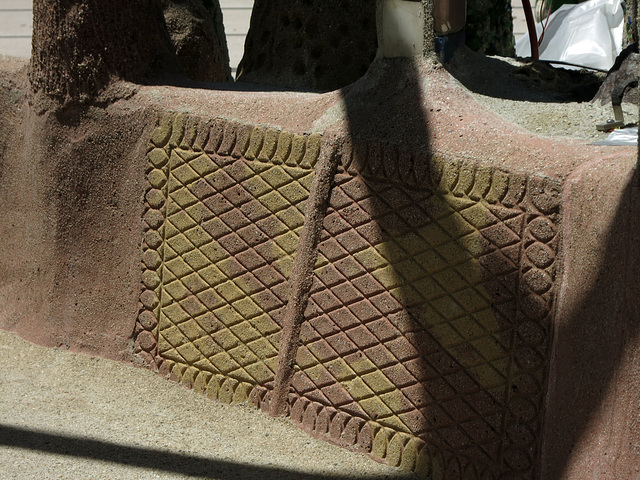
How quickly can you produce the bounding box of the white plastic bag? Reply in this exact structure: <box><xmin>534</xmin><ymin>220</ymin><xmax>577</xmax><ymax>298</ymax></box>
<box><xmin>591</xmin><ymin>127</ymin><xmax>638</xmax><ymax>145</ymax></box>
<box><xmin>515</xmin><ymin>0</ymin><xmax>624</xmax><ymax>71</ymax></box>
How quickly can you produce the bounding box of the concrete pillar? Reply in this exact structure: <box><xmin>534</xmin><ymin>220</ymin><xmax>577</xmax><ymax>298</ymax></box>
<box><xmin>236</xmin><ymin>0</ymin><xmax>378</xmax><ymax>91</ymax></box>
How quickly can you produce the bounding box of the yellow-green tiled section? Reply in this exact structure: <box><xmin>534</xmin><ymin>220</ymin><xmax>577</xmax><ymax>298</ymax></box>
<box><xmin>153</xmin><ymin>121</ymin><xmax>318</xmax><ymax>402</ymax></box>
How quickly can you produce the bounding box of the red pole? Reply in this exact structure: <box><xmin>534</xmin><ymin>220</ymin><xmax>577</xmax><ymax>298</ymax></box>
<box><xmin>521</xmin><ymin>0</ymin><xmax>540</xmax><ymax>59</ymax></box>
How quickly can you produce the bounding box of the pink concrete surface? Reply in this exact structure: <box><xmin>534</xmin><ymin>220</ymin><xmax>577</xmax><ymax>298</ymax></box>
<box><xmin>542</xmin><ymin>157</ymin><xmax>640</xmax><ymax>479</ymax></box>
<box><xmin>0</xmin><ymin>60</ymin><xmax>157</xmax><ymax>361</ymax></box>
<box><xmin>0</xmin><ymin>54</ymin><xmax>638</xmax><ymax>479</ymax></box>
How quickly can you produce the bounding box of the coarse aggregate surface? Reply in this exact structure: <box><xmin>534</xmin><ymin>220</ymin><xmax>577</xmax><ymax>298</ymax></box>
<box><xmin>0</xmin><ymin>329</ymin><xmax>415</xmax><ymax>480</ymax></box>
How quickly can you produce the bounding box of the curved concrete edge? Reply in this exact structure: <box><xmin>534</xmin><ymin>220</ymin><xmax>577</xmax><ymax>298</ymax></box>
<box><xmin>541</xmin><ymin>157</ymin><xmax>640</xmax><ymax>480</ymax></box>
<box><xmin>0</xmin><ymin>66</ymin><xmax>161</xmax><ymax>361</ymax></box>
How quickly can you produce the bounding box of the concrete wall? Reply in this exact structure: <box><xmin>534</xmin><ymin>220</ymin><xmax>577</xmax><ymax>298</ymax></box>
<box><xmin>0</xmin><ymin>3</ymin><xmax>638</xmax><ymax>480</ymax></box>
<box><xmin>126</xmin><ymin>57</ymin><xmax>638</xmax><ymax>478</ymax></box>
<box><xmin>136</xmin><ymin>112</ymin><xmax>562</xmax><ymax>476</ymax></box>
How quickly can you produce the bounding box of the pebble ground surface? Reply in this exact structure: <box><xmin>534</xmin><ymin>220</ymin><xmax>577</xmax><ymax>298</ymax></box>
<box><xmin>0</xmin><ymin>329</ymin><xmax>416</xmax><ymax>480</ymax></box>
<box><xmin>445</xmin><ymin>49</ymin><xmax>639</xmax><ymax>143</ymax></box>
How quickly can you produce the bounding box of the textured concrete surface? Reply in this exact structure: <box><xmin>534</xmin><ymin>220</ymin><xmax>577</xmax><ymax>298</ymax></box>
<box><xmin>0</xmin><ymin>0</ymin><xmax>252</xmax><ymax>75</ymax></box>
<box><xmin>136</xmin><ymin>107</ymin><xmax>561</xmax><ymax>477</ymax></box>
<box><xmin>541</xmin><ymin>157</ymin><xmax>640</xmax><ymax>479</ymax></box>
<box><xmin>137</xmin><ymin>117</ymin><xmax>323</xmax><ymax>407</ymax></box>
<box><xmin>128</xmin><ymin>56</ymin><xmax>638</xmax><ymax>478</ymax></box>
<box><xmin>1</xmin><ymin>40</ymin><xmax>639</xmax><ymax>480</ymax></box>
<box><xmin>237</xmin><ymin>0</ymin><xmax>377</xmax><ymax>90</ymax></box>
<box><xmin>0</xmin><ymin>328</ymin><xmax>415</xmax><ymax>480</ymax></box>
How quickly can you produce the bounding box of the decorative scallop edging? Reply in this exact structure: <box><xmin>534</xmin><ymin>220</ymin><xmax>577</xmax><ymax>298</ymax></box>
<box><xmin>135</xmin><ymin>116</ymin><xmax>562</xmax><ymax>479</ymax></box>
<box><xmin>134</xmin><ymin>113</ymin><xmax>323</xmax><ymax>407</ymax></box>
<box><xmin>286</xmin><ymin>135</ymin><xmax>562</xmax><ymax>478</ymax></box>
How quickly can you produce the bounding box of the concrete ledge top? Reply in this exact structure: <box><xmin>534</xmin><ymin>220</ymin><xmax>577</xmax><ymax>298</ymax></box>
<box><xmin>2</xmin><ymin>55</ymin><xmax>634</xmax><ymax>186</ymax></box>
<box><xmin>132</xmin><ymin>57</ymin><xmax>637</xmax><ymax>183</ymax></box>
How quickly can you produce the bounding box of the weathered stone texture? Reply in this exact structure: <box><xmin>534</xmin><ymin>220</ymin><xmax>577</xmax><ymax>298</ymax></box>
<box><xmin>237</xmin><ymin>0</ymin><xmax>377</xmax><ymax>91</ymax></box>
<box><xmin>136</xmin><ymin>115</ymin><xmax>322</xmax><ymax>405</ymax></box>
<box><xmin>161</xmin><ymin>0</ymin><xmax>232</xmax><ymax>82</ymax></box>
<box><xmin>288</xmin><ymin>140</ymin><xmax>559</xmax><ymax>477</ymax></box>
<box><xmin>29</xmin><ymin>0</ymin><xmax>178</xmax><ymax>103</ymax></box>
<box><xmin>137</xmin><ymin>115</ymin><xmax>562</xmax><ymax>479</ymax></box>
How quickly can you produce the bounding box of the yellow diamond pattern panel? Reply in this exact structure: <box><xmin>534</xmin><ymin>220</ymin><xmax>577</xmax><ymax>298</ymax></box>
<box><xmin>158</xmin><ymin>145</ymin><xmax>314</xmax><ymax>390</ymax></box>
<box><xmin>292</xmin><ymin>172</ymin><xmax>526</xmax><ymax>467</ymax></box>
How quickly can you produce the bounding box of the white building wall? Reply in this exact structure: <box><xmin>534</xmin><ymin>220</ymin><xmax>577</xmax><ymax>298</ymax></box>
<box><xmin>220</xmin><ymin>0</ymin><xmax>253</xmax><ymax>76</ymax></box>
<box><xmin>0</xmin><ymin>0</ymin><xmax>33</xmax><ymax>58</ymax></box>
<box><xmin>512</xmin><ymin>4</ymin><xmax>528</xmax><ymax>39</ymax></box>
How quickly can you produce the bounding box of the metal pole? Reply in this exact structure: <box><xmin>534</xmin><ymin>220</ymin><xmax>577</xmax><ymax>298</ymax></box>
<box><xmin>521</xmin><ymin>0</ymin><xmax>540</xmax><ymax>59</ymax></box>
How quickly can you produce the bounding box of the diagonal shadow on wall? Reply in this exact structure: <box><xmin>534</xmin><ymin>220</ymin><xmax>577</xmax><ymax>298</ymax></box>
<box><xmin>308</xmin><ymin>49</ymin><xmax>640</xmax><ymax>478</ymax></box>
<box><xmin>275</xmin><ymin>42</ymin><xmax>638</xmax><ymax>479</ymax></box>
<box><xmin>282</xmin><ymin>53</ymin><xmax>558</xmax><ymax>478</ymax></box>
<box><xmin>134</xmin><ymin>4</ymin><xmax>640</xmax><ymax>478</ymax></box>
<box><xmin>539</xmin><ymin>166</ymin><xmax>640</xmax><ymax>479</ymax></box>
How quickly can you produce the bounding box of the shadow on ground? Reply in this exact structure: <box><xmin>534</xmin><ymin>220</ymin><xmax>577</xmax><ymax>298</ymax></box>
<box><xmin>0</xmin><ymin>423</ymin><xmax>400</xmax><ymax>480</ymax></box>
<box><xmin>444</xmin><ymin>47</ymin><xmax>603</xmax><ymax>103</ymax></box>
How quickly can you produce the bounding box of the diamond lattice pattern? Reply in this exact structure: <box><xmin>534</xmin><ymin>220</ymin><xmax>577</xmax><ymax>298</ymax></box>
<box><xmin>293</xmin><ymin>173</ymin><xmax>525</xmax><ymax>464</ymax></box>
<box><xmin>158</xmin><ymin>148</ymin><xmax>314</xmax><ymax>388</ymax></box>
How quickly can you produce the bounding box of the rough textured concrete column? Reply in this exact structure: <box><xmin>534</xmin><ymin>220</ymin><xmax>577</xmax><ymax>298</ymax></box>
<box><xmin>236</xmin><ymin>0</ymin><xmax>378</xmax><ymax>91</ymax></box>
<box><xmin>3</xmin><ymin>0</ymin><xmax>640</xmax><ymax>477</ymax></box>
<box><xmin>465</xmin><ymin>0</ymin><xmax>514</xmax><ymax>56</ymax></box>
<box><xmin>161</xmin><ymin>0</ymin><xmax>232</xmax><ymax>82</ymax></box>
<box><xmin>29</xmin><ymin>0</ymin><xmax>179</xmax><ymax>104</ymax></box>
<box><xmin>422</xmin><ymin>0</ymin><xmax>435</xmax><ymax>57</ymax></box>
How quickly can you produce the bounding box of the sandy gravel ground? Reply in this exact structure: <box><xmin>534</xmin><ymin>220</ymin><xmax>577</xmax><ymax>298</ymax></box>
<box><xmin>470</xmin><ymin>91</ymin><xmax>638</xmax><ymax>143</ymax></box>
<box><xmin>0</xmin><ymin>329</ymin><xmax>415</xmax><ymax>480</ymax></box>
<box><xmin>444</xmin><ymin>48</ymin><xmax>639</xmax><ymax>143</ymax></box>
